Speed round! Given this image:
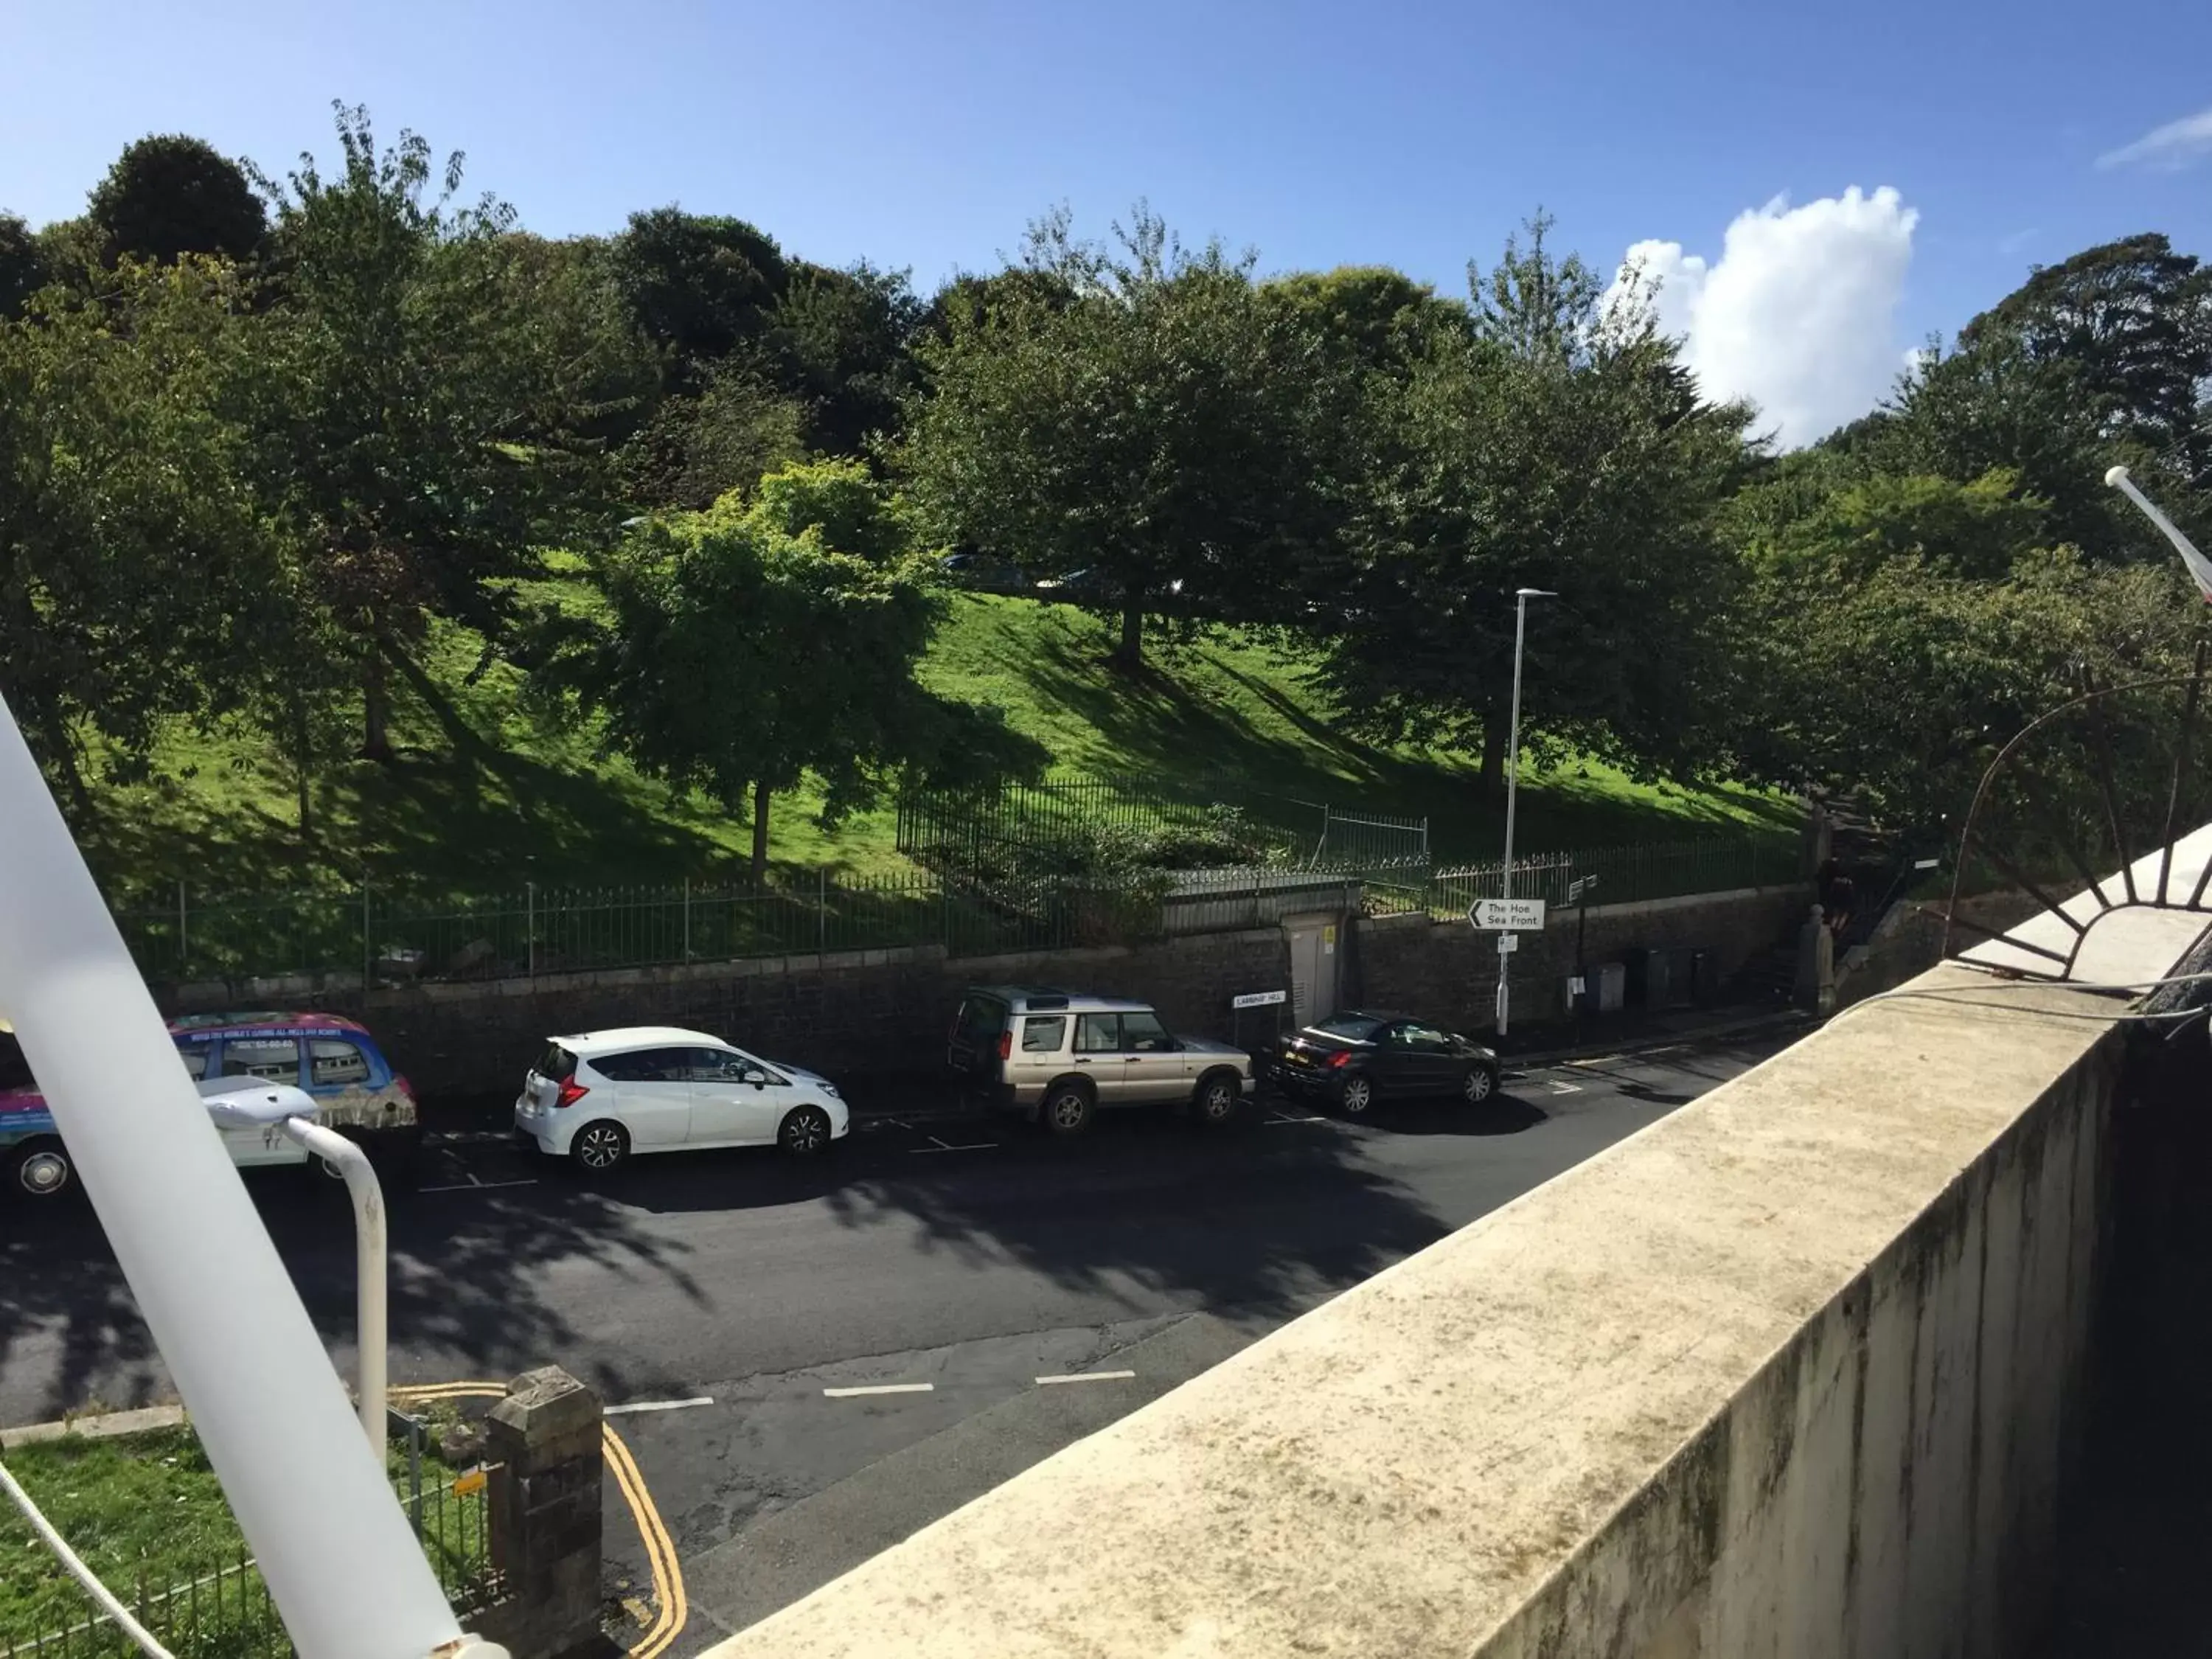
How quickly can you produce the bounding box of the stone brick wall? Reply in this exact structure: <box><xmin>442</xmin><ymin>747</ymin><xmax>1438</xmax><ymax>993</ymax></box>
<box><xmin>199</xmin><ymin>928</ymin><xmax>1297</xmax><ymax>1100</ymax></box>
<box><xmin>1352</xmin><ymin>884</ymin><xmax>1811</xmax><ymax>1034</ymax></box>
<box><xmin>158</xmin><ymin>886</ymin><xmax>1804</xmax><ymax>1102</ymax></box>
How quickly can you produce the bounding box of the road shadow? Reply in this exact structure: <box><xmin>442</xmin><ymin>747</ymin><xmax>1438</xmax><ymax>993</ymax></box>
<box><xmin>0</xmin><ymin>1167</ymin><xmax>704</xmax><ymax>1421</ymax></box>
<box><xmin>810</xmin><ymin>1102</ymin><xmax>1451</xmax><ymax>1326</ymax></box>
<box><xmin>1347</xmin><ymin>1094</ymin><xmax>1550</xmax><ymax>1137</ymax></box>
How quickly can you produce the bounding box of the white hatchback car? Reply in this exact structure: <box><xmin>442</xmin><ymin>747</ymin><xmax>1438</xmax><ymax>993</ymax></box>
<box><xmin>514</xmin><ymin>1026</ymin><xmax>850</xmax><ymax>1172</ymax></box>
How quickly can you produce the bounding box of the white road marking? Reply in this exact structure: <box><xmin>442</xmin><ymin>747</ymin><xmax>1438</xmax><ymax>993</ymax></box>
<box><xmin>910</xmin><ymin>1137</ymin><xmax>998</xmax><ymax>1153</ymax></box>
<box><xmin>1265</xmin><ymin>1113</ymin><xmax>1328</xmax><ymax>1125</ymax></box>
<box><xmin>823</xmin><ymin>1383</ymin><xmax>935</xmax><ymax>1399</ymax></box>
<box><xmin>1035</xmin><ymin>1370</ymin><xmax>1137</xmax><ymax>1386</ymax></box>
<box><xmin>419</xmin><ymin>1178</ymin><xmax>539</xmax><ymax>1194</ymax></box>
<box><xmin>1548</xmin><ymin>1081</ymin><xmax>1583</xmax><ymax>1095</ymax></box>
<box><xmin>604</xmin><ymin>1397</ymin><xmax>715</xmax><ymax>1416</ymax></box>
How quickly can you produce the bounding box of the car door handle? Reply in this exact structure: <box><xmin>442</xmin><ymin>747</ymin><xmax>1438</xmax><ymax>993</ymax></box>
<box><xmin>1075</xmin><ymin>1058</ymin><xmax>1093</xmax><ymax>1065</ymax></box>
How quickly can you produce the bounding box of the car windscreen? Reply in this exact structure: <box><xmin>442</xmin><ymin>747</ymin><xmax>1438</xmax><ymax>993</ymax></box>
<box><xmin>1310</xmin><ymin>1015</ymin><xmax>1385</xmax><ymax>1043</ymax></box>
<box><xmin>536</xmin><ymin>1043</ymin><xmax>577</xmax><ymax>1082</ymax></box>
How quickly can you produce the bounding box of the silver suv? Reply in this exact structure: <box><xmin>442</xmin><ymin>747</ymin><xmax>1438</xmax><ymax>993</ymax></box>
<box><xmin>947</xmin><ymin>987</ymin><xmax>1256</xmax><ymax>1136</ymax></box>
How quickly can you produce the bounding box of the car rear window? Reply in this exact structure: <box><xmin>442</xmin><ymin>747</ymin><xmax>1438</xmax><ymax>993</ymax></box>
<box><xmin>955</xmin><ymin>995</ymin><xmax>1009</xmax><ymax>1044</ymax></box>
<box><xmin>1019</xmin><ymin>1015</ymin><xmax>1067</xmax><ymax>1053</ymax></box>
<box><xmin>1312</xmin><ymin>1015</ymin><xmax>1386</xmax><ymax>1042</ymax></box>
<box><xmin>536</xmin><ymin>1043</ymin><xmax>577</xmax><ymax>1082</ymax></box>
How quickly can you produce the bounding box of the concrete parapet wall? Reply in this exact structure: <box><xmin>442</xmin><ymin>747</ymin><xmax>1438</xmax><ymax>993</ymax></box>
<box><xmin>703</xmin><ymin>955</ymin><xmax>2143</xmax><ymax>1659</ymax></box>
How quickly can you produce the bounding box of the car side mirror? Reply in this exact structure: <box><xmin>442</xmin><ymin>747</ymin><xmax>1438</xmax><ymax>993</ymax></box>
<box><xmin>744</xmin><ymin>1070</ymin><xmax>768</xmax><ymax>1090</ymax></box>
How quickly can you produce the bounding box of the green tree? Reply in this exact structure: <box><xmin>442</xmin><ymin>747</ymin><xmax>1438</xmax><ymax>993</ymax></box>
<box><xmin>1960</xmin><ymin>234</ymin><xmax>2212</xmax><ymax>487</ymax></box>
<box><xmin>0</xmin><ymin>214</ymin><xmax>48</xmax><ymax>318</ymax></box>
<box><xmin>901</xmin><ymin>205</ymin><xmax>1351</xmax><ymax>666</ymax></box>
<box><xmin>1260</xmin><ymin>265</ymin><xmax>1472</xmax><ymax>375</ymax></box>
<box><xmin>768</xmin><ymin>258</ymin><xmax>924</xmax><ymax>453</ymax></box>
<box><xmin>611</xmin><ymin>207</ymin><xmax>788</xmax><ymax>380</ymax></box>
<box><xmin>539</xmin><ymin>460</ymin><xmax>1014</xmax><ymax>875</ymax></box>
<box><xmin>621</xmin><ymin>358</ymin><xmax>809</xmax><ymax>509</ymax></box>
<box><xmin>1312</xmin><ymin>218</ymin><xmax>1756</xmax><ymax>793</ymax></box>
<box><xmin>88</xmin><ymin>134</ymin><xmax>266</xmax><ymax>266</ymax></box>
<box><xmin>0</xmin><ymin>262</ymin><xmax>299</xmax><ymax>804</ymax></box>
<box><xmin>246</xmin><ymin>102</ymin><xmax>622</xmax><ymax>759</ymax></box>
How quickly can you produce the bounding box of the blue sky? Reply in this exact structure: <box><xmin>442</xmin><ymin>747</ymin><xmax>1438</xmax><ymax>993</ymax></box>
<box><xmin>4</xmin><ymin>0</ymin><xmax>2209</xmax><ymax>443</ymax></box>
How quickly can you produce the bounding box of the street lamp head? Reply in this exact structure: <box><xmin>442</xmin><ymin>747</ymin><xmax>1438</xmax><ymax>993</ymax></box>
<box><xmin>1516</xmin><ymin>588</ymin><xmax>1558</xmax><ymax>599</ymax></box>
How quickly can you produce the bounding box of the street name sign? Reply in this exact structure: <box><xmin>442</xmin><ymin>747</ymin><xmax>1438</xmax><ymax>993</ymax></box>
<box><xmin>1469</xmin><ymin>897</ymin><xmax>1547</xmax><ymax>932</ymax></box>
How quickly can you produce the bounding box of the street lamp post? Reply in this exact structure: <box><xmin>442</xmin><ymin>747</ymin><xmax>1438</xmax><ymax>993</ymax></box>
<box><xmin>1497</xmin><ymin>588</ymin><xmax>1555</xmax><ymax>1037</ymax></box>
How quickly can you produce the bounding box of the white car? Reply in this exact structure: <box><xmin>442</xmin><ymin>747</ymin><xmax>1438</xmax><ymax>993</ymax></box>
<box><xmin>513</xmin><ymin>1026</ymin><xmax>849</xmax><ymax>1172</ymax></box>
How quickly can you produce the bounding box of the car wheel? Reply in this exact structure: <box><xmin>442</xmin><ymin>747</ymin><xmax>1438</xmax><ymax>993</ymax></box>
<box><xmin>571</xmin><ymin>1121</ymin><xmax>630</xmax><ymax>1173</ymax></box>
<box><xmin>1337</xmin><ymin>1074</ymin><xmax>1376</xmax><ymax>1116</ymax></box>
<box><xmin>1043</xmin><ymin>1082</ymin><xmax>1094</xmax><ymax>1137</ymax></box>
<box><xmin>779</xmin><ymin>1105</ymin><xmax>833</xmax><ymax>1157</ymax></box>
<box><xmin>1192</xmin><ymin>1071</ymin><xmax>1242</xmax><ymax>1127</ymax></box>
<box><xmin>1462</xmin><ymin>1065</ymin><xmax>1498</xmax><ymax>1105</ymax></box>
<box><xmin>8</xmin><ymin>1138</ymin><xmax>72</xmax><ymax>1200</ymax></box>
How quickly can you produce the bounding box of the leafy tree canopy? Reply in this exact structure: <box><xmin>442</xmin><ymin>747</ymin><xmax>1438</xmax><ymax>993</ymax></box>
<box><xmin>88</xmin><ymin>133</ymin><xmax>266</xmax><ymax>266</ymax></box>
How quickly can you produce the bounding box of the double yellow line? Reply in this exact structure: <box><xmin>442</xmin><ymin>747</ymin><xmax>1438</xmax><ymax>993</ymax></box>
<box><xmin>391</xmin><ymin>1381</ymin><xmax>688</xmax><ymax>1659</ymax></box>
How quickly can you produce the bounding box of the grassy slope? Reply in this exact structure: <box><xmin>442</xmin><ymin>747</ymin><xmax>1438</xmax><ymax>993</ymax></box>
<box><xmin>72</xmin><ymin>593</ymin><xmax>1792</xmax><ymax>900</ymax></box>
<box><xmin>0</xmin><ymin>1425</ymin><xmax>474</xmax><ymax>1638</ymax></box>
<box><xmin>922</xmin><ymin>598</ymin><xmax>1793</xmax><ymax>861</ymax></box>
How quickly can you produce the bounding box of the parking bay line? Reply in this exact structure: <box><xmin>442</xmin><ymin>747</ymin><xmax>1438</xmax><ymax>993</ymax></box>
<box><xmin>1035</xmin><ymin>1370</ymin><xmax>1137</xmax><ymax>1386</ymax></box>
<box><xmin>604</xmin><ymin>1397</ymin><xmax>715</xmax><ymax>1416</ymax></box>
<box><xmin>419</xmin><ymin>1178</ymin><xmax>539</xmax><ymax>1194</ymax></box>
<box><xmin>823</xmin><ymin>1382</ymin><xmax>936</xmax><ymax>1399</ymax></box>
<box><xmin>910</xmin><ymin>1135</ymin><xmax>998</xmax><ymax>1154</ymax></box>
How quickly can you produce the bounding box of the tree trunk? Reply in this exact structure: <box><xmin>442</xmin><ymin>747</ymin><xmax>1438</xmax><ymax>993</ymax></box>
<box><xmin>1479</xmin><ymin>704</ymin><xmax>1509</xmax><ymax>800</ymax></box>
<box><xmin>1114</xmin><ymin>591</ymin><xmax>1144</xmax><ymax>669</ymax></box>
<box><xmin>38</xmin><ymin>708</ymin><xmax>94</xmax><ymax>819</ymax></box>
<box><xmin>751</xmin><ymin>780</ymin><xmax>772</xmax><ymax>880</ymax></box>
<box><xmin>361</xmin><ymin>648</ymin><xmax>391</xmax><ymax>762</ymax></box>
<box><xmin>293</xmin><ymin>698</ymin><xmax>314</xmax><ymax>839</ymax></box>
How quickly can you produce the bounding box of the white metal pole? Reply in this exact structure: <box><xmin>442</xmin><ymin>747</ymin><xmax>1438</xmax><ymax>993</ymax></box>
<box><xmin>0</xmin><ymin>687</ymin><xmax>475</xmax><ymax>1659</ymax></box>
<box><xmin>2107</xmin><ymin>465</ymin><xmax>2212</xmax><ymax>600</ymax></box>
<box><xmin>1497</xmin><ymin>594</ymin><xmax>1530</xmax><ymax>1036</ymax></box>
<box><xmin>282</xmin><ymin>1119</ymin><xmax>386</xmax><ymax>1449</ymax></box>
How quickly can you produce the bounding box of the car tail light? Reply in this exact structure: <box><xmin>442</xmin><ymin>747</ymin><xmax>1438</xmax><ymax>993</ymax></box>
<box><xmin>996</xmin><ymin>1031</ymin><xmax>1013</xmax><ymax>1061</ymax></box>
<box><xmin>1327</xmin><ymin>1050</ymin><xmax>1353</xmax><ymax>1069</ymax></box>
<box><xmin>554</xmin><ymin>1079</ymin><xmax>590</xmax><ymax>1109</ymax></box>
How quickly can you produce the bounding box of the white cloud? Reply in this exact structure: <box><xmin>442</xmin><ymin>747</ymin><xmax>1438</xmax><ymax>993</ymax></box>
<box><xmin>1605</xmin><ymin>186</ymin><xmax>1919</xmax><ymax>449</ymax></box>
<box><xmin>2097</xmin><ymin>106</ymin><xmax>2212</xmax><ymax>172</ymax></box>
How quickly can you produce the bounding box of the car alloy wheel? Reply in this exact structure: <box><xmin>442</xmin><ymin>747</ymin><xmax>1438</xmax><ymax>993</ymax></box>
<box><xmin>1463</xmin><ymin>1067</ymin><xmax>1496</xmax><ymax>1104</ymax></box>
<box><xmin>1338</xmin><ymin>1076</ymin><xmax>1374</xmax><ymax>1115</ymax></box>
<box><xmin>1197</xmin><ymin>1078</ymin><xmax>1238</xmax><ymax>1123</ymax></box>
<box><xmin>15</xmin><ymin>1148</ymin><xmax>69</xmax><ymax>1197</ymax></box>
<box><xmin>575</xmin><ymin>1124</ymin><xmax>627</xmax><ymax>1171</ymax></box>
<box><xmin>1045</xmin><ymin>1087</ymin><xmax>1093</xmax><ymax>1135</ymax></box>
<box><xmin>781</xmin><ymin>1107</ymin><xmax>831</xmax><ymax>1156</ymax></box>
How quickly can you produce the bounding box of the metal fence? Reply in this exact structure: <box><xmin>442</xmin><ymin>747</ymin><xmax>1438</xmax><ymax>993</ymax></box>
<box><xmin>0</xmin><ymin>1472</ymin><xmax>494</xmax><ymax>1659</ymax></box>
<box><xmin>1365</xmin><ymin>838</ymin><xmax>1802</xmax><ymax>921</ymax></box>
<box><xmin>107</xmin><ymin>835</ymin><xmax>1798</xmax><ymax>989</ymax></box>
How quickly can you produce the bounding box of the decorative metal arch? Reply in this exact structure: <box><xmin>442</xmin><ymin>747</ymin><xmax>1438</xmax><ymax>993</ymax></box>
<box><xmin>1941</xmin><ymin>645</ymin><xmax>2212</xmax><ymax>984</ymax></box>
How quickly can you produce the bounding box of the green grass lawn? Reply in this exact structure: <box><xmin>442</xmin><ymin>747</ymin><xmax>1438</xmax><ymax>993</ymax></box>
<box><xmin>0</xmin><ymin>1425</ymin><xmax>483</xmax><ymax>1649</ymax></box>
<box><xmin>67</xmin><ymin>591</ymin><xmax>1795</xmax><ymax>903</ymax></box>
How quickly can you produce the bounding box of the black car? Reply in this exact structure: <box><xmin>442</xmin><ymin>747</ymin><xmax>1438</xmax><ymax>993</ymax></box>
<box><xmin>1270</xmin><ymin>1010</ymin><xmax>1501</xmax><ymax>1116</ymax></box>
